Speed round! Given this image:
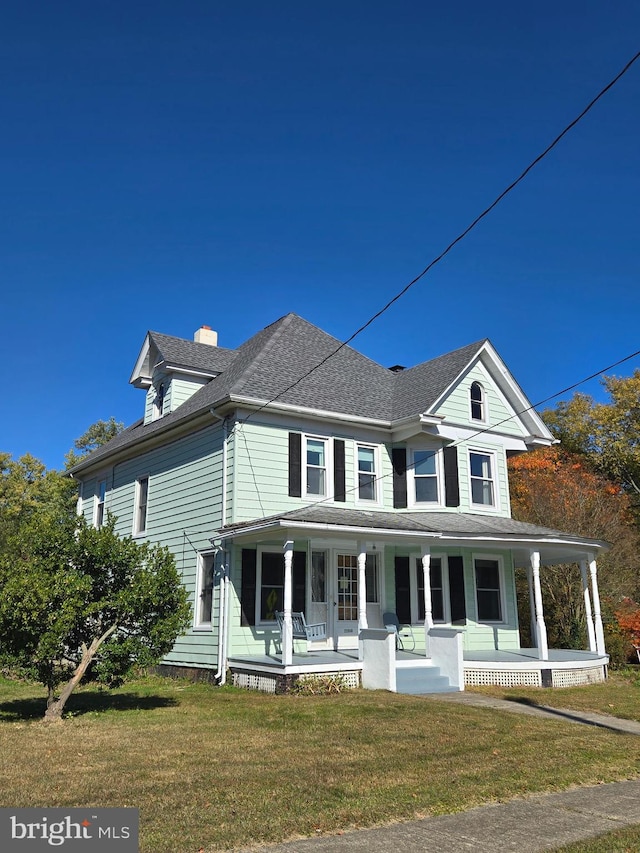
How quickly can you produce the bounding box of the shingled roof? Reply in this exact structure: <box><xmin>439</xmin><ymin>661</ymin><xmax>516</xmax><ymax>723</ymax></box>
<box><xmin>70</xmin><ymin>313</ymin><xmax>495</xmax><ymax>472</ymax></box>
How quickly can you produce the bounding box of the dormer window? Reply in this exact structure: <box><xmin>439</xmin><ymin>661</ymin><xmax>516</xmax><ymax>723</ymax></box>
<box><xmin>470</xmin><ymin>381</ymin><xmax>485</xmax><ymax>422</ymax></box>
<box><xmin>153</xmin><ymin>383</ymin><xmax>165</xmax><ymax>420</ymax></box>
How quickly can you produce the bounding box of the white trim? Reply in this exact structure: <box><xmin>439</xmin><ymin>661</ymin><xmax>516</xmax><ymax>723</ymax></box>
<box><xmin>304</xmin><ymin>434</ymin><xmax>333</xmax><ymax>500</ymax></box>
<box><xmin>93</xmin><ymin>477</ymin><xmax>107</xmax><ymax>529</ymax></box>
<box><xmin>473</xmin><ymin>553</ymin><xmax>506</xmax><ymax>625</ymax></box>
<box><xmin>354</xmin><ymin>442</ymin><xmax>382</xmax><ymax>506</ymax></box>
<box><xmin>133</xmin><ymin>475</ymin><xmax>149</xmax><ymax>536</ymax></box>
<box><xmin>467</xmin><ymin>447</ymin><xmax>499</xmax><ymax>511</ymax></box>
<box><xmin>407</xmin><ymin>445</ymin><xmax>444</xmax><ymax>509</ymax></box>
<box><xmin>193</xmin><ymin>550</ymin><xmax>216</xmax><ymax>630</ymax></box>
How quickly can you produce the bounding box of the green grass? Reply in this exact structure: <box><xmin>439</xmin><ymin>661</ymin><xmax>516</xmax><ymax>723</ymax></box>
<box><xmin>1</xmin><ymin>672</ymin><xmax>639</xmax><ymax>852</ymax></box>
<box><xmin>471</xmin><ymin>668</ymin><xmax>640</xmax><ymax>721</ymax></box>
<box><xmin>554</xmin><ymin>825</ymin><xmax>640</xmax><ymax>852</ymax></box>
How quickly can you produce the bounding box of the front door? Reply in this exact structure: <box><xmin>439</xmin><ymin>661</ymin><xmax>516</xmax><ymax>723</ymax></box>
<box><xmin>333</xmin><ymin>553</ymin><xmax>360</xmax><ymax>649</ymax></box>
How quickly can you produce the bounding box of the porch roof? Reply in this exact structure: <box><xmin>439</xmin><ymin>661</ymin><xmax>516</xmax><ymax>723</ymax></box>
<box><xmin>213</xmin><ymin>506</ymin><xmax>608</xmax><ymax>567</ymax></box>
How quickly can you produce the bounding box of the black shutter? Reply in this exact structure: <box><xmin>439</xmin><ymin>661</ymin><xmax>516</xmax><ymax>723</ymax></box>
<box><xmin>392</xmin><ymin>448</ymin><xmax>407</xmax><ymax>509</ymax></box>
<box><xmin>443</xmin><ymin>446</ymin><xmax>460</xmax><ymax>507</ymax></box>
<box><xmin>448</xmin><ymin>556</ymin><xmax>466</xmax><ymax>624</ymax></box>
<box><xmin>293</xmin><ymin>550</ymin><xmax>307</xmax><ymax>612</ymax></box>
<box><xmin>394</xmin><ymin>555</ymin><xmax>411</xmax><ymax>624</ymax></box>
<box><xmin>288</xmin><ymin>433</ymin><xmax>302</xmax><ymax>497</ymax></box>
<box><xmin>240</xmin><ymin>548</ymin><xmax>257</xmax><ymax>626</ymax></box>
<box><xmin>333</xmin><ymin>439</ymin><xmax>346</xmax><ymax>502</ymax></box>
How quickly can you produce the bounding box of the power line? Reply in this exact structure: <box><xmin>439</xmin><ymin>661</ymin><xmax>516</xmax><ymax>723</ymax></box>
<box><xmin>233</xmin><ymin>48</ymin><xmax>640</xmax><ymax>432</ymax></box>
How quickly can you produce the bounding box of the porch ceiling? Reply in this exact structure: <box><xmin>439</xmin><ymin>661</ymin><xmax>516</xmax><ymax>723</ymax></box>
<box><xmin>213</xmin><ymin>506</ymin><xmax>608</xmax><ymax>565</ymax></box>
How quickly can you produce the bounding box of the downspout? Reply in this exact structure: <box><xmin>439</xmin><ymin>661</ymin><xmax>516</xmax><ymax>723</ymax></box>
<box><xmin>221</xmin><ymin>554</ymin><xmax>231</xmax><ymax>685</ymax></box>
<box><xmin>212</xmin><ymin>546</ymin><xmax>227</xmax><ymax>684</ymax></box>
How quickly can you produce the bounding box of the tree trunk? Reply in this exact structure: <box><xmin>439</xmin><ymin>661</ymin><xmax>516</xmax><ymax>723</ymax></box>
<box><xmin>43</xmin><ymin>625</ymin><xmax>118</xmax><ymax>722</ymax></box>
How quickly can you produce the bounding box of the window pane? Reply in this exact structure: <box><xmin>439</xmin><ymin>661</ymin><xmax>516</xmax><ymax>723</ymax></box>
<box><xmin>359</xmin><ymin>473</ymin><xmax>376</xmax><ymax>500</ymax></box>
<box><xmin>358</xmin><ymin>447</ymin><xmax>375</xmax><ymax>472</ymax></box>
<box><xmin>475</xmin><ymin>560</ymin><xmax>499</xmax><ymax>588</ymax></box>
<box><xmin>307</xmin><ymin>467</ymin><xmax>325</xmax><ymax>495</ymax></box>
<box><xmin>477</xmin><ymin>590</ymin><xmax>501</xmax><ymax>621</ymax></box>
<box><xmin>471</xmin><ymin>479</ymin><xmax>494</xmax><ymax>505</ymax></box>
<box><xmin>475</xmin><ymin>559</ymin><xmax>502</xmax><ymax>621</ymax></box>
<box><xmin>261</xmin><ymin>552</ymin><xmax>283</xmax><ymax>586</ymax></box>
<box><xmin>470</xmin><ymin>452</ymin><xmax>491</xmax><ymax>478</ymax></box>
<box><xmin>307</xmin><ymin>440</ymin><xmax>325</xmax><ymax>466</ymax></box>
<box><xmin>414</xmin><ymin>451</ymin><xmax>436</xmax><ymax>475</ymax></box>
<box><xmin>415</xmin><ymin>477</ymin><xmax>438</xmax><ymax>502</ymax></box>
<box><xmin>199</xmin><ymin>555</ymin><xmax>215</xmax><ymax>624</ymax></box>
<box><xmin>261</xmin><ymin>553</ymin><xmax>284</xmax><ymax>621</ymax></box>
<box><xmin>471</xmin><ymin>401</ymin><xmax>483</xmax><ymax>420</ymax></box>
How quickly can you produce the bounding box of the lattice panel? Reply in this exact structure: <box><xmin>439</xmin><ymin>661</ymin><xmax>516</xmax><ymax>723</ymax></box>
<box><xmin>551</xmin><ymin>667</ymin><xmax>605</xmax><ymax>688</ymax></box>
<box><xmin>232</xmin><ymin>672</ymin><xmax>277</xmax><ymax>693</ymax></box>
<box><xmin>465</xmin><ymin>669</ymin><xmax>542</xmax><ymax>687</ymax></box>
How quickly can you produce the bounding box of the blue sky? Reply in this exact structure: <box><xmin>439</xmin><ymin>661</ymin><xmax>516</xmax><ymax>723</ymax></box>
<box><xmin>2</xmin><ymin>1</ymin><xmax>639</xmax><ymax>470</ymax></box>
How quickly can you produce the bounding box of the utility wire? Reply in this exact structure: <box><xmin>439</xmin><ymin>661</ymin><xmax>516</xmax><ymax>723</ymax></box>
<box><xmin>270</xmin><ymin>344</ymin><xmax>640</xmax><ymax>515</ymax></box>
<box><xmin>233</xmin><ymin>48</ymin><xmax>640</xmax><ymax>432</ymax></box>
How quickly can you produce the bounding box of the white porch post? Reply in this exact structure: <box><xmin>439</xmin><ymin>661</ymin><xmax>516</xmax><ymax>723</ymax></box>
<box><xmin>421</xmin><ymin>547</ymin><xmax>433</xmax><ymax>657</ymax></box>
<box><xmin>357</xmin><ymin>541</ymin><xmax>368</xmax><ymax>633</ymax></box>
<box><xmin>588</xmin><ymin>554</ymin><xmax>606</xmax><ymax>655</ymax></box>
<box><xmin>579</xmin><ymin>558</ymin><xmax>597</xmax><ymax>653</ymax></box>
<box><xmin>282</xmin><ymin>540</ymin><xmax>294</xmax><ymax>666</ymax></box>
<box><xmin>530</xmin><ymin>549</ymin><xmax>548</xmax><ymax>661</ymax></box>
<box><xmin>526</xmin><ymin>563</ymin><xmax>537</xmax><ymax>647</ymax></box>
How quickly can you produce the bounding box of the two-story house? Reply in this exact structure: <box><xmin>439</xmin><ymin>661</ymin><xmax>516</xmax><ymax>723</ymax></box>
<box><xmin>70</xmin><ymin>314</ymin><xmax>608</xmax><ymax>693</ymax></box>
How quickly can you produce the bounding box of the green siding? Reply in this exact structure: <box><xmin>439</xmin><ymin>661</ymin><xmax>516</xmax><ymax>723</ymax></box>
<box><xmin>435</xmin><ymin>362</ymin><xmax>525</xmax><ymax>437</ymax></box>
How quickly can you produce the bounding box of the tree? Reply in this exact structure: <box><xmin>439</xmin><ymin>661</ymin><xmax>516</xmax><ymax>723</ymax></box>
<box><xmin>543</xmin><ymin>371</ymin><xmax>640</xmax><ymax>500</ymax></box>
<box><xmin>0</xmin><ymin>513</ymin><xmax>191</xmax><ymax>722</ymax></box>
<box><xmin>0</xmin><ymin>453</ymin><xmax>76</xmax><ymax>553</ymax></box>
<box><xmin>508</xmin><ymin>447</ymin><xmax>640</xmax><ymax>649</ymax></box>
<box><xmin>64</xmin><ymin>417</ymin><xmax>124</xmax><ymax>469</ymax></box>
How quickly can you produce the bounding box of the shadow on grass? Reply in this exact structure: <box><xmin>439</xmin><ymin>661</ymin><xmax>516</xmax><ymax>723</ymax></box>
<box><xmin>0</xmin><ymin>692</ymin><xmax>178</xmax><ymax>722</ymax></box>
<box><xmin>505</xmin><ymin>696</ymin><xmax>636</xmax><ymax>733</ymax></box>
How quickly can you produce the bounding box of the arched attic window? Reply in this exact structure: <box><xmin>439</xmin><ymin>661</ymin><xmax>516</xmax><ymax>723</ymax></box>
<box><xmin>470</xmin><ymin>381</ymin><xmax>485</xmax><ymax>422</ymax></box>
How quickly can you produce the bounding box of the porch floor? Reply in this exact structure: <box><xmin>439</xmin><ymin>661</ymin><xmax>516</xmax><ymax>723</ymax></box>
<box><xmin>228</xmin><ymin>646</ymin><xmax>606</xmax><ymax>670</ymax></box>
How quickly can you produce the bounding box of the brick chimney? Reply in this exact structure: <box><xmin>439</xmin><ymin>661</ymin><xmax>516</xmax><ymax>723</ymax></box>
<box><xmin>194</xmin><ymin>325</ymin><xmax>218</xmax><ymax>347</ymax></box>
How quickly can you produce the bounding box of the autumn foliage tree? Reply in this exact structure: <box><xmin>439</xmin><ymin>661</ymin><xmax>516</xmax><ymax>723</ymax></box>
<box><xmin>508</xmin><ymin>447</ymin><xmax>640</xmax><ymax>651</ymax></box>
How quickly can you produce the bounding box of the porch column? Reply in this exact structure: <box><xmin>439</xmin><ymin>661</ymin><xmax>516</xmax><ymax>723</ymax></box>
<box><xmin>282</xmin><ymin>540</ymin><xmax>294</xmax><ymax>666</ymax></box>
<box><xmin>526</xmin><ymin>563</ymin><xmax>537</xmax><ymax>647</ymax></box>
<box><xmin>579</xmin><ymin>558</ymin><xmax>597</xmax><ymax>653</ymax></box>
<box><xmin>530</xmin><ymin>550</ymin><xmax>548</xmax><ymax>661</ymax></box>
<box><xmin>421</xmin><ymin>547</ymin><xmax>433</xmax><ymax>657</ymax></box>
<box><xmin>588</xmin><ymin>554</ymin><xmax>606</xmax><ymax>656</ymax></box>
<box><xmin>357</xmin><ymin>541</ymin><xmax>368</xmax><ymax>633</ymax></box>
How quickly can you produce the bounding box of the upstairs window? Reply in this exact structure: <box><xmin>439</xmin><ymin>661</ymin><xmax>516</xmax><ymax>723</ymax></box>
<box><xmin>413</xmin><ymin>450</ymin><xmax>439</xmax><ymax>504</ymax></box>
<box><xmin>469</xmin><ymin>452</ymin><xmax>495</xmax><ymax>507</ymax></box>
<box><xmin>134</xmin><ymin>476</ymin><xmax>149</xmax><ymax>534</ymax></box>
<box><xmin>470</xmin><ymin>381</ymin><xmax>485</xmax><ymax>422</ymax></box>
<box><xmin>357</xmin><ymin>445</ymin><xmax>377</xmax><ymax>501</ymax></box>
<box><xmin>95</xmin><ymin>480</ymin><xmax>107</xmax><ymax>528</ymax></box>
<box><xmin>306</xmin><ymin>437</ymin><xmax>327</xmax><ymax>497</ymax></box>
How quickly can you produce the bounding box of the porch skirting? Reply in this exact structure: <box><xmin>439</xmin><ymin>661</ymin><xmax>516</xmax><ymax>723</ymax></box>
<box><xmin>226</xmin><ymin>647</ymin><xmax>608</xmax><ymax>693</ymax></box>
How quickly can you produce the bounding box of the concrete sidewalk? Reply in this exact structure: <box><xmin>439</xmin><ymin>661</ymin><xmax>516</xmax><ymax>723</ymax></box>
<box><xmin>245</xmin><ymin>779</ymin><xmax>640</xmax><ymax>852</ymax></box>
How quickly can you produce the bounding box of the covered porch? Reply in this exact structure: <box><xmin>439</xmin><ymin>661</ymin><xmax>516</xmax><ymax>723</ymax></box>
<box><xmin>214</xmin><ymin>506</ymin><xmax>609</xmax><ymax>693</ymax></box>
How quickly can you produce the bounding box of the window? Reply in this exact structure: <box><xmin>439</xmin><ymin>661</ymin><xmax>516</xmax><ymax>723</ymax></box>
<box><xmin>134</xmin><ymin>476</ymin><xmax>149</xmax><ymax>534</ymax></box>
<box><xmin>475</xmin><ymin>557</ymin><xmax>503</xmax><ymax>622</ymax></box>
<box><xmin>311</xmin><ymin>551</ymin><xmax>326</xmax><ymax>602</ymax></box>
<box><xmin>95</xmin><ymin>479</ymin><xmax>106</xmax><ymax>528</ymax></box>
<box><xmin>470</xmin><ymin>381</ymin><xmax>485</xmax><ymax>421</ymax></box>
<box><xmin>416</xmin><ymin>557</ymin><xmax>444</xmax><ymax>622</ymax></box>
<box><xmin>196</xmin><ymin>553</ymin><xmax>215</xmax><ymax>627</ymax></box>
<box><xmin>153</xmin><ymin>382</ymin><xmax>165</xmax><ymax>420</ymax></box>
<box><xmin>260</xmin><ymin>552</ymin><xmax>284</xmax><ymax>621</ymax></box>
<box><xmin>357</xmin><ymin>445</ymin><xmax>377</xmax><ymax>501</ymax></box>
<box><xmin>413</xmin><ymin>450</ymin><xmax>439</xmax><ymax>503</ymax></box>
<box><xmin>306</xmin><ymin>437</ymin><xmax>327</xmax><ymax>497</ymax></box>
<box><xmin>469</xmin><ymin>451</ymin><xmax>495</xmax><ymax>506</ymax></box>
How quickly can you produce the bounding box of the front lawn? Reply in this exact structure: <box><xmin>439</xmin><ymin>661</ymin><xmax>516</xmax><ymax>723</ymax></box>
<box><xmin>1</xmin><ymin>673</ymin><xmax>639</xmax><ymax>852</ymax></box>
